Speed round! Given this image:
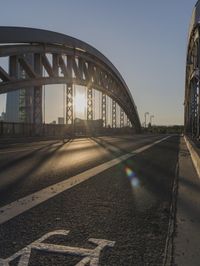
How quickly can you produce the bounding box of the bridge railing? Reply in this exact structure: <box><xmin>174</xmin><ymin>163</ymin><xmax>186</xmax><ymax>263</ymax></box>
<box><xmin>0</xmin><ymin>121</ymin><xmax>135</xmax><ymax>138</ymax></box>
<box><xmin>0</xmin><ymin>121</ymin><xmax>67</xmax><ymax>138</ymax></box>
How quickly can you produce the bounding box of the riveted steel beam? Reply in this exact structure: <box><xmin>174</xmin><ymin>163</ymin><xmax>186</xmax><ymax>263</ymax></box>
<box><xmin>0</xmin><ymin>27</ymin><xmax>141</xmax><ymax>132</ymax></box>
<box><xmin>87</xmin><ymin>87</ymin><xmax>93</xmax><ymax>120</ymax></box>
<box><xmin>112</xmin><ymin>99</ymin><xmax>116</xmax><ymax>128</ymax></box>
<box><xmin>102</xmin><ymin>93</ymin><xmax>106</xmax><ymax>127</ymax></box>
<box><xmin>66</xmin><ymin>84</ymin><xmax>74</xmax><ymax>124</ymax></box>
<box><xmin>120</xmin><ymin>108</ymin><xmax>124</xmax><ymax>128</ymax></box>
<box><xmin>33</xmin><ymin>53</ymin><xmax>42</xmax><ymax>125</ymax></box>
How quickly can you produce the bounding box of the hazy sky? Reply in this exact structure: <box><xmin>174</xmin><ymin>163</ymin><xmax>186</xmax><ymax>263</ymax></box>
<box><xmin>0</xmin><ymin>0</ymin><xmax>197</xmax><ymax>125</ymax></box>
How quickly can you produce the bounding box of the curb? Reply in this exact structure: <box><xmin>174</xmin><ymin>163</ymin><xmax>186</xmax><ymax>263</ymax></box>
<box><xmin>184</xmin><ymin>135</ymin><xmax>200</xmax><ymax>178</ymax></box>
<box><xmin>162</xmin><ymin>161</ymin><xmax>179</xmax><ymax>266</ymax></box>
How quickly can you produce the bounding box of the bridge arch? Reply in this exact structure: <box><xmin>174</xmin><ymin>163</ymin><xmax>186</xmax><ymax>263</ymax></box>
<box><xmin>185</xmin><ymin>1</ymin><xmax>200</xmax><ymax>137</ymax></box>
<box><xmin>0</xmin><ymin>26</ymin><xmax>141</xmax><ymax>132</ymax></box>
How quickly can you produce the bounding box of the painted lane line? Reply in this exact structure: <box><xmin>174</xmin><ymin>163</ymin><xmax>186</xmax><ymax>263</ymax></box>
<box><xmin>0</xmin><ymin>135</ymin><xmax>171</xmax><ymax>225</ymax></box>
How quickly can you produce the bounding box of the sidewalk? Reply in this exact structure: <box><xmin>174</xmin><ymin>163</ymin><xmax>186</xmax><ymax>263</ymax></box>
<box><xmin>174</xmin><ymin>137</ymin><xmax>200</xmax><ymax>265</ymax></box>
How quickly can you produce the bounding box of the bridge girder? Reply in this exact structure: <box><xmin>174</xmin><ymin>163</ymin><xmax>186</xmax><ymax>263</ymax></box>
<box><xmin>185</xmin><ymin>9</ymin><xmax>200</xmax><ymax>137</ymax></box>
<box><xmin>0</xmin><ymin>27</ymin><xmax>141</xmax><ymax>132</ymax></box>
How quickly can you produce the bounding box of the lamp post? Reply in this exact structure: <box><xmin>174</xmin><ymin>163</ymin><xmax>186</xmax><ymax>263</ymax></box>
<box><xmin>144</xmin><ymin>112</ymin><xmax>149</xmax><ymax>128</ymax></box>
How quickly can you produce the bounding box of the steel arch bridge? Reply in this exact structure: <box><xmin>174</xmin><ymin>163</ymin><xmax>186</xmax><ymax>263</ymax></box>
<box><xmin>185</xmin><ymin>1</ymin><xmax>200</xmax><ymax>137</ymax></box>
<box><xmin>0</xmin><ymin>26</ymin><xmax>141</xmax><ymax>133</ymax></box>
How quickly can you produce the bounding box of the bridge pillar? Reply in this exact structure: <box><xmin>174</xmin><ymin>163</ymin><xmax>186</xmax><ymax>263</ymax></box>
<box><xmin>127</xmin><ymin>118</ymin><xmax>130</xmax><ymax>127</ymax></box>
<box><xmin>102</xmin><ymin>93</ymin><xmax>107</xmax><ymax>127</ymax></box>
<box><xmin>87</xmin><ymin>87</ymin><xmax>93</xmax><ymax>120</ymax></box>
<box><xmin>66</xmin><ymin>83</ymin><xmax>74</xmax><ymax>125</ymax></box>
<box><xmin>112</xmin><ymin>99</ymin><xmax>116</xmax><ymax>128</ymax></box>
<box><xmin>120</xmin><ymin>108</ymin><xmax>124</xmax><ymax>128</ymax></box>
<box><xmin>33</xmin><ymin>54</ymin><xmax>42</xmax><ymax>125</ymax></box>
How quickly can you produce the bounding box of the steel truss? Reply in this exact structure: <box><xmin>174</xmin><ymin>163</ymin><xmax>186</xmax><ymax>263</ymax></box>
<box><xmin>0</xmin><ymin>27</ymin><xmax>141</xmax><ymax>132</ymax></box>
<box><xmin>185</xmin><ymin>18</ymin><xmax>200</xmax><ymax>138</ymax></box>
<box><xmin>102</xmin><ymin>93</ymin><xmax>107</xmax><ymax>127</ymax></box>
<box><xmin>112</xmin><ymin>100</ymin><xmax>116</xmax><ymax>128</ymax></box>
<box><xmin>87</xmin><ymin>87</ymin><xmax>93</xmax><ymax>120</ymax></box>
<box><xmin>120</xmin><ymin>108</ymin><xmax>124</xmax><ymax>128</ymax></box>
<box><xmin>66</xmin><ymin>84</ymin><xmax>74</xmax><ymax>124</ymax></box>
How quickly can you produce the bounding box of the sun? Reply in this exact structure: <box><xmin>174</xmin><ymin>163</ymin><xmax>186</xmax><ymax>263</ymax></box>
<box><xmin>74</xmin><ymin>91</ymin><xmax>86</xmax><ymax>118</ymax></box>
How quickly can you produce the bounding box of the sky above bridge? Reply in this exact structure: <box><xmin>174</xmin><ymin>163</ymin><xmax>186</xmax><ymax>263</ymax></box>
<box><xmin>0</xmin><ymin>0</ymin><xmax>197</xmax><ymax>125</ymax></box>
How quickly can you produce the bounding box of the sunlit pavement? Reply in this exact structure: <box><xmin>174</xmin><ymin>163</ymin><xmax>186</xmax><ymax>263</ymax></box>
<box><xmin>0</xmin><ymin>134</ymin><xmax>180</xmax><ymax>265</ymax></box>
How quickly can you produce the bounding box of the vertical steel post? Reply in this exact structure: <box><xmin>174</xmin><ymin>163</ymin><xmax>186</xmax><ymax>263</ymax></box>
<box><xmin>198</xmin><ymin>82</ymin><xmax>200</xmax><ymax>138</ymax></box>
<box><xmin>87</xmin><ymin>87</ymin><xmax>93</xmax><ymax>120</ymax></box>
<box><xmin>120</xmin><ymin>108</ymin><xmax>124</xmax><ymax>128</ymax></box>
<box><xmin>112</xmin><ymin>99</ymin><xmax>116</xmax><ymax>128</ymax></box>
<box><xmin>9</xmin><ymin>55</ymin><xmax>18</xmax><ymax>78</ymax></box>
<box><xmin>102</xmin><ymin>93</ymin><xmax>107</xmax><ymax>127</ymax></box>
<box><xmin>33</xmin><ymin>54</ymin><xmax>43</xmax><ymax>125</ymax></box>
<box><xmin>190</xmin><ymin>81</ymin><xmax>198</xmax><ymax>137</ymax></box>
<box><xmin>194</xmin><ymin>83</ymin><xmax>198</xmax><ymax>137</ymax></box>
<box><xmin>66</xmin><ymin>83</ymin><xmax>74</xmax><ymax>124</ymax></box>
<box><xmin>0</xmin><ymin>121</ymin><xmax>3</xmax><ymax>136</ymax></box>
<box><xmin>189</xmin><ymin>86</ymin><xmax>193</xmax><ymax>136</ymax></box>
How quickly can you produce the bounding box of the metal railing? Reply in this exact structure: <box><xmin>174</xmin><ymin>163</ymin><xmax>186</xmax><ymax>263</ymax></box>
<box><xmin>0</xmin><ymin>121</ymin><xmax>134</xmax><ymax>138</ymax></box>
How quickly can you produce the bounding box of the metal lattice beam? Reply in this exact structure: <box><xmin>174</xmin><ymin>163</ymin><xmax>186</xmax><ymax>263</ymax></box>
<box><xmin>33</xmin><ymin>54</ymin><xmax>42</xmax><ymax>125</ymax></box>
<box><xmin>87</xmin><ymin>87</ymin><xmax>93</xmax><ymax>120</ymax></box>
<box><xmin>112</xmin><ymin>100</ymin><xmax>116</xmax><ymax>128</ymax></box>
<box><xmin>0</xmin><ymin>27</ymin><xmax>141</xmax><ymax>132</ymax></box>
<box><xmin>66</xmin><ymin>84</ymin><xmax>74</xmax><ymax>124</ymax></box>
<box><xmin>120</xmin><ymin>108</ymin><xmax>124</xmax><ymax>128</ymax></box>
<box><xmin>190</xmin><ymin>81</ymin><xmax>199</xmax><ymax>136</ymax></box>
<box><xmin>102</xmin><ymin>93</ymin><xmax>107</xmax><ymax>127</ymax></box>
<box><xmin>185</xmin><ymin>6</ymin><xmax>200</xmax><ymax>137</ymax></box>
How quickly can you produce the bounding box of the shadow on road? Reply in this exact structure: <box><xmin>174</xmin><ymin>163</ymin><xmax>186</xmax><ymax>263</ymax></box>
<box><xmin>0</xmin><ymin>139</ymin><xmax>73</xmax><ymax>199</ymax></box>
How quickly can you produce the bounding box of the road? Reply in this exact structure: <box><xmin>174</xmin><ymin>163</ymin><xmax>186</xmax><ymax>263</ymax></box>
<box><xmin>0</xmin><ymin>134</ymin><xmax>179</xmax><ymax>265</ymax></box>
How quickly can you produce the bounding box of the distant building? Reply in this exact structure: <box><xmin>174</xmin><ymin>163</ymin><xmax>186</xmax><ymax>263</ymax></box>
<box><xmin>58</xmin><ymin>117</ymin><xmax>64</xmax><ymax>124</ymax></box>
<box><xmin>5</xmin><ymin>54</ymin><xmax>34</xmax><ymax>123</ymax></box>
<box><xmin>0</xmin><ymin>112</ymin><xmax>6</xmax><ymax>121</ymax></box>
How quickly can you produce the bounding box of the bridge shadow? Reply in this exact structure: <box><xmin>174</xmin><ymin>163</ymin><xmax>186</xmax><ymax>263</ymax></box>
<box><xmin>92</xmin><ymin>136</ymin><xmax>180</xmax><ymax>202</ymax></box>
<box><xmin>0</xmin><ymin>139</ymin><xmax>73</xmax><ymax>203</ymax></box>
<box><xmin>179</xmin><ymin>176</ymin><xmax>200</xmax><ymax>193</ymax></box>
<box><xmin>90</xmin><ymin>137</ymin><xmax>129</xmax><ymax>156</ymax></box>
<box><xmin>0</xmin><ymin>141</ymin><xmax>61</xmax><ymax>171</ymax></box>
<box><xmin>176</xmin><ymin>175</ymin><xmax>200</xmax><ymax>226</ymax></box>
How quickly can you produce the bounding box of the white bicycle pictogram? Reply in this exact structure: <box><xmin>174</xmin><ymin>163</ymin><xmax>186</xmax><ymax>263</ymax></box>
<box><xmin>0</xmin><ymin>230</ymin><xmax>115</xmax><ymax>266</ymax></box>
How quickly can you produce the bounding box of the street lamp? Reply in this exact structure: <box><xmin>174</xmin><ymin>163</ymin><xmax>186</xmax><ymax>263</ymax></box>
<box><xmin>144</xmin><ymin>112</ymin><xmax>149</xmax><ymax>128</ymax></box>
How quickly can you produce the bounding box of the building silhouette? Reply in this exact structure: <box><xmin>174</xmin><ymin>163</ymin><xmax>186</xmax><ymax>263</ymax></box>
<box><xmin>5</xmin><ymin>54</ymin><xmax>34</xmax><ymax>123</ymax></box>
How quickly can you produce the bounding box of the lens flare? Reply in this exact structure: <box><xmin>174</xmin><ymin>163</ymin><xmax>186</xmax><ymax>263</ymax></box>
<box><xmin>125</xmin><ymin>167</ymin><xmax>139</xmax><ymax>187</ymax></box>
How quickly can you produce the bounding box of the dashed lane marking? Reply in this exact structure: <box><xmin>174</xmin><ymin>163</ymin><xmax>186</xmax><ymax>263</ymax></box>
<box><xmin>0</xmin><ymin>136</ymin><xmax>171</xmax><ymax>225</ymax></box>
<box><xmin>0</xmin><ymin>230</ymin><xmax>115</xmax><ymax>266</ymax></box>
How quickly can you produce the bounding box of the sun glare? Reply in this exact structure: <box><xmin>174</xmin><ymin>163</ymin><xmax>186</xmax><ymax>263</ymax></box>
<box><xmin>75</xmin><ymin>91</ymin><xmax>86</xmax><ymax>117</ymax></box>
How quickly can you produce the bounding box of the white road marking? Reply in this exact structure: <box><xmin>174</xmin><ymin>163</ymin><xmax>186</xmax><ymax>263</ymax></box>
<box><xmin>0</xmin><ymin>230</ymin><xmax>115</xmax><ymax>266</ymax></box>
<box><xmin>0</xmin><ymin>135</ymin><xmax>171</xmax><ymax>225</ymax></box>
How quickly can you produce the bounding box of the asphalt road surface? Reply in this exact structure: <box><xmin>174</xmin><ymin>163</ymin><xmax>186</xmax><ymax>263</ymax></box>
<box><xmin>0</xmin><ymin>134</ymin><xmax>179</xmax><ymax>265</ymax></box>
